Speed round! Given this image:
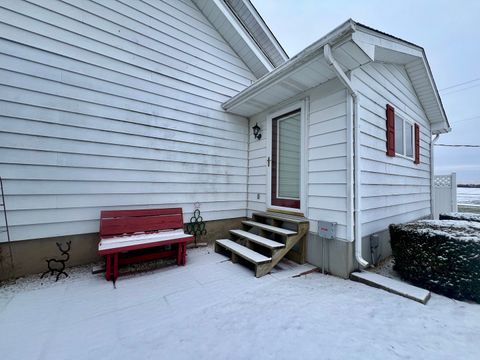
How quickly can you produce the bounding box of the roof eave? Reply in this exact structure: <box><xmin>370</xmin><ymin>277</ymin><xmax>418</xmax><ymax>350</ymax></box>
<box><xmin>223</xmin><ymin>20</ymin><xmax>450</xmax><ymax>135</ymax></box>
<box><xmin>222</xmin><ymin>19</ymin><xmax>356</xmax><ymax>111</ymax></box>
<box><xmin>419</xmin><ymin>48</ymin><xmax>451</xmax><ymax>133</ymax></box>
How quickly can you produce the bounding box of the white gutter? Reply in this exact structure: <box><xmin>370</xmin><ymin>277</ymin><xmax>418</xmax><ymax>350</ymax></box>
<box><xmin>430</xmin><ymin>134</ymin><xmax>441</xmax><ymax>218</ymax></box>
<box><xmin>324</xmin><ymin>44</ymin><xmax>369</xmax><ymax>268</ymax></box>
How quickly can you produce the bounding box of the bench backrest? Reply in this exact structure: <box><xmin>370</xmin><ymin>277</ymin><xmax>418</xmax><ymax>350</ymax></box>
<box><xmin>100</xmin><ymin>208</ymin><xmax>184</xmax><ymax>238</ymax></box>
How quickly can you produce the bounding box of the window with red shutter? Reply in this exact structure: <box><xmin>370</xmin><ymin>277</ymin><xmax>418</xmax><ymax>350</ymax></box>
<box><xmin>386</xmin><ymin>104</ymin><xmax>417</xmax><ymax>161</ymax></box>
<box><xmin>386</xmin><ymin>104</ymin><xmax>395</xmax><ymax>156</ymax></box>
<box><xmin>414</xmin><ymin>123</ymin><xmax>420</xmax><ymax>164</ymax></box>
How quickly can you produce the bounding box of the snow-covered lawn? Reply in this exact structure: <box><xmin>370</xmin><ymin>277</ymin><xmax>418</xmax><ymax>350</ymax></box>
<box><xmin>1</xmin><ymin>247</ymin><xmax>479</xmax><ymax>360</ymax></box>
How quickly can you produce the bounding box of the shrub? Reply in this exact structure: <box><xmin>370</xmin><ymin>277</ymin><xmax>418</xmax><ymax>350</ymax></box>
<box><xmin>390</xmin><ymin>220</ymin><xmax>480</xmax><ymax>303</ymax></box>
<box><xmin>440</xmin><ymin>212</ymin><xmax>480</xmax><ymax>222</ymax></box>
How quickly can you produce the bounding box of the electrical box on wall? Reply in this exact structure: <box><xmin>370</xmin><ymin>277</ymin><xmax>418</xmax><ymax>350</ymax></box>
<box><xmin>318</xmin><ymin>220</ymin><xmax>337</xmax><ymax>240</ymax></box>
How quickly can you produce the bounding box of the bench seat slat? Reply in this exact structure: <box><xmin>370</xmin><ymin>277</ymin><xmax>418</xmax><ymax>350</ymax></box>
<box><xmin>99</xmin><ymin>230</ymin><xmax>193</xmax><ymax>253</ymax></box>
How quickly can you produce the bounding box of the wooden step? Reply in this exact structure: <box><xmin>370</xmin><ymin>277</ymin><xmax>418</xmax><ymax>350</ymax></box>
<box><xmin>252</xmin><ymin>211</ymin><xmax>309</xmax><ymax>224</ymax></box>
<box><xmin>242</xmin><ymin>220</ymin><xmax>297</xmax><ymax>236</ymax></box>
<box><xmin>230</xmin><ymin>229</ymin><xmax>285</xmax><ymax>249</ymax></box>
<box><xmin>216</xmin><ymin>239</ymin><xmax>271</xmax><ymax>264</ymax></box>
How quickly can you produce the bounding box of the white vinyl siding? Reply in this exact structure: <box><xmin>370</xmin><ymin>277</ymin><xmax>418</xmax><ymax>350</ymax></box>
<box><xmin>353</xmin><ymin>62</ymin><xmax>432</xmax><ymax>236</ymax></box>
<box><xmin>307</xmin><ymin>80</ymin><xmax>348</xmax><ymax>240</ymax></box>
<box><xmin>247</xmin><ymin>78</ymin><xmax>349</xmax><ymax>240</ymax></box>
<box><xmin>0</xmin><ymin>0</ymin><xmax>256</xmax><ymax>242</ymax></box>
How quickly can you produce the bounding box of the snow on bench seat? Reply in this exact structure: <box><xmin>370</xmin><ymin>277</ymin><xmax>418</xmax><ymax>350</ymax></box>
<box><xmin>351</xmin><ymin>271</ymin><xmax>431</xmax><ymax>304</ymax></box>
<box><xmin>242</xmin><ymin>221</ymin><xmax>296</xmax><ymax>236</ymax></box>
<box><xmin>99</xmin><ymin>229</ymin><xmax>192</xmax><ymax>252</ymax></box>
<box><xmin>230</xmin><ymin>229</ymin><xmax>285</xmax><ymax>249</ymax></box>
<box><xmin>216</xmin><ymin>239</ymin><xmax>271</xmax><ymax>264</ymax></box>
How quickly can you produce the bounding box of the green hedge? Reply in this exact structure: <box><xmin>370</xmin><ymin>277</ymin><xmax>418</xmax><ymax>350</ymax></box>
<box><xmin>390</xmin><ymin>220</ymin><xmax>480</xmax><ymax>303</ymax></box>
<box><xmin>440</xmin><ymin>212</ymin><xmax>480</xmax><ymax>222</ymax></box>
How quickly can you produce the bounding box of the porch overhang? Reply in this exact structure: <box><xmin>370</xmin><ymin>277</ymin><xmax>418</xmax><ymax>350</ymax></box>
<box><xmin>222</xmin><ymin>20</ymin><xmax>450</xmax><ymax>135</ymax></box>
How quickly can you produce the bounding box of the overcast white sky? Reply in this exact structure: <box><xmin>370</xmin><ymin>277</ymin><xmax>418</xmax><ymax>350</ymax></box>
<box><xmin>251</xmin><ymin>0</ymin><xmax>480</xmax><ymax>184</ymax></box>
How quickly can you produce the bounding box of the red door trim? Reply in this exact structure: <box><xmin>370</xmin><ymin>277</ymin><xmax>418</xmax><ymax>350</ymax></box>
<box><xmin>271</xmin><ymin>109</ymin><xmax>301</xmax><ymax>209</ymax></box>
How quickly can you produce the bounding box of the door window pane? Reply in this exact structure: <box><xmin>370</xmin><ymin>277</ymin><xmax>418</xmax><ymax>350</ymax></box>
<box><xmin>278</xmin><ymin>113</ymin><xmax>300</xmax><ymax>199</ymax></box>
<box><xmin>395</xmin><ymin>116</ymin><xmax>404</xmax><ymax>155</ymax></box>
<box><xmin>405</xmin><ymin>122</ymin><xmax>413</xmax><ymax>157</ymax></box>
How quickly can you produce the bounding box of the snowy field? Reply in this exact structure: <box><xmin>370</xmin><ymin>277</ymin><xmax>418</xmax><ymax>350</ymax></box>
<box><xmin>457</xmin><ymin>187</ymin><xmax>480</xmax><ymax>213</ymax></box>
<box><xmin>1</xmin><ymin>247</ymin><xmax>479</xmax><ymax>360</ymax></box>
<box><xmin>457</xmin><ymin>187</ymin><xmax>480</xmax><ymax>206</ymax></box>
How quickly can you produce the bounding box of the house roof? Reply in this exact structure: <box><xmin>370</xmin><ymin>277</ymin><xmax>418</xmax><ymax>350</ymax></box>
<box><xmin>192</xmin><ymin>0</ymin><xmax>288</xmax><ymax>78</ymax></box>
<box><xmin>223</xmin><ymin>0</ymin><xmax>289</xmax><ymax>67</ymax></box>
<box><xmin>222</xmin><ymin>19</ymin><xmax>450</xmax><ymax>135</ymax></box>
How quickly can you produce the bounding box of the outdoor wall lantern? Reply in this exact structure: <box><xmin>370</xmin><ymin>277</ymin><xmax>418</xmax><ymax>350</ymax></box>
<box><xmin>252</xmin><ymin>123</ymin><xmax>262</xmax><ymax>140</ymax></box>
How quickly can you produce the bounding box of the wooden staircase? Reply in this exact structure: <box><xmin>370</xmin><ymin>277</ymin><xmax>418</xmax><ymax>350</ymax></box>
<box><xmin>215</xmin><ymin>212</ymin><xmax>309</xmax><ymax>277</ymax></box>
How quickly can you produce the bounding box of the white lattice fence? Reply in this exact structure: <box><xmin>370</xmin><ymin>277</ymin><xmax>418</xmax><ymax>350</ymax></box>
<box><xmin>433</xmin><ymin>173</ymin><xmax>457</xmax><ymax>219</ymax></box>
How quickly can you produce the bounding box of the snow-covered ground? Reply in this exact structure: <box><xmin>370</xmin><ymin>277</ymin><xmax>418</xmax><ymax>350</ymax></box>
<box><xmin>1</xmin><ymin>247</ymin><xmax>479</xmax><ymax>360</ymax></box>
<box><xmin>457</xmin><ymin>187</ymin><xmax>480</xmax><ymax>206</ymax></box>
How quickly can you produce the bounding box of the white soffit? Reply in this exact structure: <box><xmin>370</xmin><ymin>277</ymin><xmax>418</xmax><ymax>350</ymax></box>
<box><xmin>224</xmin><ymin>0</ymin><xmax>288</xmax><ymax>67</ymax></box>
<box><xmin>223</xmin><ymin>20</ymin><xmax>450</xmax><ymax>134</ymax></box>
<box><xmin>192</xmin><ymin>0</ymin><xmax>274</xmax><ymax>78</ymax></box>
<box><xmin>222</xmin><ymin>21</ymin><xmax>363</xmax><ymax>117</ymax></box>
<box><xmin>352</xmin><ymin>26</ymin><xmax>450</xmax><ymax>134</ymax></box>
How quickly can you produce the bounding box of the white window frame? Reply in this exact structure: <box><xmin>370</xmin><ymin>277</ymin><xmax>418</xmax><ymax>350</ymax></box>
<box><xmin>395</xmin><ymin>115</ymin><xmax>415</xmax><ymax>160</ymax></box>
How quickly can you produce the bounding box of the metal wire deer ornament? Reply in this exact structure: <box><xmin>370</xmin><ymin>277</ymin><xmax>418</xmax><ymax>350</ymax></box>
<box><xmin>41</xmin><ymin>241</ymin><xmax>71</xmax><ymax>282</ymax></box>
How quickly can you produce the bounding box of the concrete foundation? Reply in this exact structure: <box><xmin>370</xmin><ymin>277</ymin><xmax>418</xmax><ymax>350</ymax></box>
<box><xmin>306</xmin><ymin>232</ymin><xmax>355</xmax><ymax>279</ymax></box>
<box><xmin>0</xmin><ymin>233</ymin><xmax>100</xmax><ymax>281</ymax></box>
<box><xmin>0</xmin><ymin>217</ymin><xmax>246</xmax><ymax>281</ymax></box>
<box><xmin>202</xmin><ymin>217</ymin><xmax>246</xmax><ymax>245</ymax></box>
<box><xmin>306</xmin><ymin>228</ymin><xmax>393</xmax><ymax>279</ymax></box>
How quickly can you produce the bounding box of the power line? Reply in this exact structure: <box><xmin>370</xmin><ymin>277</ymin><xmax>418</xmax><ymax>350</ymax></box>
<box><xmin>442</xmin><ymin>82</ymin><xmax>480</xmax><ymax>96</ymax></box>
<box><xmin>451</xmin><ymin>115</ymin><xmax>480</xmax><ymax>124</ymax></box>
<box><xmin>435</xmin><ymin>144</ymin><xmax>480</xmax><ymax>148</ymax></box>
<box><xmin>439</xmin><ymin>77</ymin><xmax>480</xmax><ymax>92</ymax></box>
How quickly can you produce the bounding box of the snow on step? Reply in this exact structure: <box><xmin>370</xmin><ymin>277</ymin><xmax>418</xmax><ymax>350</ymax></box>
<box><xmin>350</xmin><ymin>272</ymin><xmax>431</xmax><ymax>304</ymax></box>
<box><xmin>216</xmin><ymin>239</ymin><xmax>271</xmax><ymax>264</ymax></box>
<box><xmin>242</xmin><ymin>221</ymin><xmax>296</xmax><ymax>236</ymax></box>
<box><xmin>230</xmin><ymin>230</ymin><xmax>285</xmax><ymax>249</ymax></box>
<box><xmin>252</xmin><ymin>211</ymin><xmax>309</xmax><ymax>224</ymax></box>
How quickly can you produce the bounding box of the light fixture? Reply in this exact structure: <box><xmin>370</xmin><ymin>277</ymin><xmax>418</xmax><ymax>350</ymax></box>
<box><xmin>252</xmin><ymin>123</ymin><xmax>262</xmax><ymax>140</ymax></box>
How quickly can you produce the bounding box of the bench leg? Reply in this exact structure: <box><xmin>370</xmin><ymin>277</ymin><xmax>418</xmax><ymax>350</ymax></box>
<box><xmin>176</xmin><ymin>244</ymin><xmax>182</xmax><ymax>266</ymax></box>
<box><xmin>178</xmin><ymin>243</ymin><xmax>185</xmax><ymax>266</ymax></box>
<box><xmin>113</xmin><ymin>253</ymin><xmax>119</xmax><ymax>282</ymax></box>
<box><xmin>105</xmin><ymin>255</ymin><xmax>111</xmax><ymax>281</ymax></box>
<box><xmin>182</xmin><ymin>243</ymin><xmax>187</xmax><ymax>265</ymax></box>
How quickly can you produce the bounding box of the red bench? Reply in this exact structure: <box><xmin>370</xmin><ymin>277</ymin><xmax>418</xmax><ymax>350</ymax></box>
<box><xmin>98</xmin><ymin>208</ymin><xmax>194</xmax><ymax>282</ymax></box>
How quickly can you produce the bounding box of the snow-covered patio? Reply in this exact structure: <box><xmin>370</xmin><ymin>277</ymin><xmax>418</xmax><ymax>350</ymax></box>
<box><xmin>1</xmin><ymin>248</ymin><xmax>478</xmax><ymax>360</ymax></box>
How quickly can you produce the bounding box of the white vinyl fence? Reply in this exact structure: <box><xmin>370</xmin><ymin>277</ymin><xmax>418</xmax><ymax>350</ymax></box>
<box><xmin>433</xmin><ymin>173</ymin><xmax>457</xmax><ymax>219</ymax></box>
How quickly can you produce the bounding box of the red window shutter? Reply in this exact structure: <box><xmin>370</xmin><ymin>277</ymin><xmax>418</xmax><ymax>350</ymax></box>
<box><xmin>386</xmin><ymin>104</ymin><xmax>395</xmax><ymax>156</ymax></box>
<box><xmin>414</xmin><ymin>123</ymin><xmax>420</xmax><ymax>164</ymax></box>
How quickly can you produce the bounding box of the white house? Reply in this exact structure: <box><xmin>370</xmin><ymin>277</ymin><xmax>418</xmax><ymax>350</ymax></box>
<box><xmin>0</xmin><ymin>0</ymin><xmax>449</xmax><ymax>279</ymax></box>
